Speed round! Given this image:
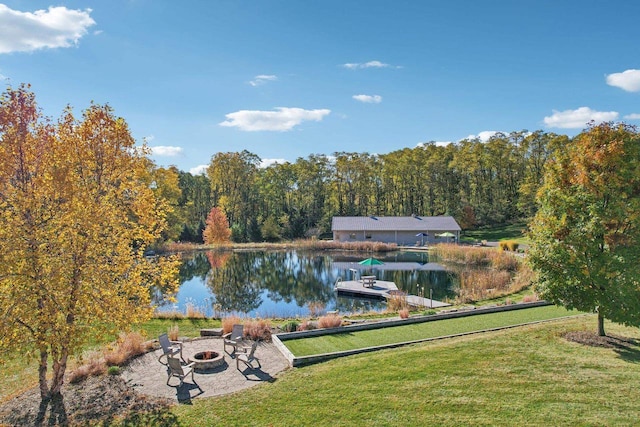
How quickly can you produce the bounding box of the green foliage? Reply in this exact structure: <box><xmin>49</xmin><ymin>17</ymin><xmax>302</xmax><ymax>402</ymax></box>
<box><xmin>107</xmin><ymin>366</ymin><xmax>120</xmax><ymax>375</ymax></box>
<box><xmin>261</xmin><ymin>216</ymin><xmax>282</xmax><ymax>242</ymax></box>
<box><xmin>528</xmin><ymin>122</ymin><xmax>640</xmax><ymax>336</ymax></box>
<box><xmin>280</xmin><ymin>320</ymin><xmax>300</xmax><ymax>332</ymax></box>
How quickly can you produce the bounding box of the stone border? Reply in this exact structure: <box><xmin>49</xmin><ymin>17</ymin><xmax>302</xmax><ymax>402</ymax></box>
<box><xmin>273</xmin><ymin>301</ymin><xmax>566</xmax><ymax>367</ymax></box>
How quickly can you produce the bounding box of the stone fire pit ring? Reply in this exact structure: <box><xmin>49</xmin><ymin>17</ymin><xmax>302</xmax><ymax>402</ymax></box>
<box><xmin>189</xmin><ymin>350</ymin><xmax>225</xmax><ymax>372</ymax></box>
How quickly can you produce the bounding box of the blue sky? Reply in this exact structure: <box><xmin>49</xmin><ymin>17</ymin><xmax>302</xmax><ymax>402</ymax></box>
<box><xmin>1</xmin><ymin>1</ymin><xmax>639</xmax><ymax>174</ymax></box>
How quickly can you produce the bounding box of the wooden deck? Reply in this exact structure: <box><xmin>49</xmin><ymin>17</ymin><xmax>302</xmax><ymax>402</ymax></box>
<box><xmin>335</xmin><ymin>279</ymin><xmax>450</xmax><ymax>308</ymax></box>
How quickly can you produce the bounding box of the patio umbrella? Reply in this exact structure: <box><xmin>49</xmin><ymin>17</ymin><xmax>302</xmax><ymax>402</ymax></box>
<box><xmin>437</xmin><ymin>232</ymin><xmax>456</xmax><ymax>242</ymax></box>
<box><xmin>358</xmin><ymin>257</ymin><xmax>384</xmax><ymax>266</ymax></box>
<box><xmin>416</xmin><ymin>232</ymin><xmax>428</xmax><ymax>245</ymax></box>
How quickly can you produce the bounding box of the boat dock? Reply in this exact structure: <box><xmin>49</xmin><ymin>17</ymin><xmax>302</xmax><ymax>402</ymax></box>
<box><xmin>335</xmin><ymin>279</ymin><xmax>450</xmax><ymax>309</ymax></box>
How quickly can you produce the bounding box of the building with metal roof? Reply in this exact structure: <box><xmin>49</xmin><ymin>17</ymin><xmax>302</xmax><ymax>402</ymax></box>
<box><xmin>331</xmin><ymin>215</ymin><xmax>461</xmax><ymax>246</ymax></box>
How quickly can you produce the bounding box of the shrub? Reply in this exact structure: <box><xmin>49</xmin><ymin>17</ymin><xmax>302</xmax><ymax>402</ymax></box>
<box><xmin>297</xmin><ymin>320</ymin><xmax>317</xmax><ymax>331</ymax></box>
<box><xmin>399</xmin><ymin>308</ymin><xmax>410</xmax><ymax>319</ymax></box>
<box><xmin>245</xmin><ymin>319</ymin><xmax>272</xmax><ymax>341</ymax></box>
<box><xmin>107</xmin><ymin>366</ymin><xmax>121</xmax><ymax>375</ymax></box>
<box><xmin>168</xmin><ymin>324</ymin><xmax>180</xmax><ymax>341</ymax></box>
<box><xmin>68</xmin><ymin>351</ymin><xmax>106</xmax><ymax>383</ymax></box>
<box><xmin>281</xmin><ymin>320</ymin><xmax>299</xmax><ymax>332</ymax></box>
<box><xmin>104</xmin><ymin>332</ymin><xmax>146</xmax><ymax>367</ymax></box>
<box><xmin>386</xmin><ymin>292</ymin><xmax>408</xmax><ymax>312</ymax></box>
<box><xmin>222</xmin><ymin>315</ymin><xmax>243</xmax><ymax>334</ymax></box>
<box><xmin>498</xmin><ymin>240</ymin><xmax>520</xmax><ymax>251</ymax></box>
<box><xmin>317</xmin><ymin>314</ymin><xmax>342</xmax><ymax>329</ymax></box>
<box><xmin>522</xmin><ymin>294</ymin><xmax>539</xmax><ymax>303</ymax></box>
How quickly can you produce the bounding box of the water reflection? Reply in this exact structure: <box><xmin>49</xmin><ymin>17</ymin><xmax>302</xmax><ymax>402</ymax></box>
<box><xmin>157</xmin><ymin>249</ymin><xmax>457</xmax><ymax>318</ymax></box>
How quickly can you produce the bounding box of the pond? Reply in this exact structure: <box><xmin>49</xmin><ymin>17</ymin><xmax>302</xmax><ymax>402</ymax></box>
<box><xmin>154</xmin><ymin>249</ymin><xmax>459</xmax><ymax>318</ymax></box>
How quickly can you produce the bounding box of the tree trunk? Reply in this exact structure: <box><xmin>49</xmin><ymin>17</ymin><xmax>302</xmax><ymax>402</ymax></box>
<box><xmin>597</xmin><ymin>311</ymin><xmax>606</xmax><ymax>337</ymax></box>
<box><xmin>38</xmin><ymin>348</ymin><xmax>50</xmax><ymax>402</ymax></box>
<box><xmin>50</xmin><ymin>349</ymin><xmax>69</xmax><ymax>396</ymax></box>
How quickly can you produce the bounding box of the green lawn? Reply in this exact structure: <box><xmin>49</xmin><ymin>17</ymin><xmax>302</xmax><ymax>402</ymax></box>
<box><xmin>173</xmin><ymin>316</ymin><xmax>640</xmax><ymax>426</ymax></box>
<box><xmin>462</xmin><ymin>221</ymin><xmax>529</xmax><ymax>244</ymax></box>
<box><xmin>284</xmin><ymin>305</ymin><xmax>577</xmax><ymax>356</ymax></box>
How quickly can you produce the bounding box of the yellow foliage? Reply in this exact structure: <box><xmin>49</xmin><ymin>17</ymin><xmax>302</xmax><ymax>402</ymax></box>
<box><xmin>0</xmin><ymin>85</ymin><xmax>179</xmax><ymax>399</ymax></box>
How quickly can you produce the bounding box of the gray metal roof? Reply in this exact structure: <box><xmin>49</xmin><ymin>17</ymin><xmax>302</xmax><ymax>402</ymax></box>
<box><xmin>331</xmin><ymin>216</ymin><xmax>461</xmax><ymax>232</ymax></box>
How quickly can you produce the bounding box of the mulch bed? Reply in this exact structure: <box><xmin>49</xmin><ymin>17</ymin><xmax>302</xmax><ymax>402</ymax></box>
<box><xmin>0</xmin><ymin>374</ymin><xmax>175</xmax><ymax>426</ymax></box>
<box><xmin>564</xmin><ymin>331</ymin><xmax>639</xmax><ymax>349</ymax></box>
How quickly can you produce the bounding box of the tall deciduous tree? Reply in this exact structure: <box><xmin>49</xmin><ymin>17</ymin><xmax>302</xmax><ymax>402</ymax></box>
<box><xmin>0</xmin><ymin>86</ymin><xmax>179</xmax><ymax>403</ymax></box>
<box><xmin>203</xmin><ymin>207</ymin><xmax>232</xmax><ymax>244</ymax></box>
<box><xmin>528</xmin><ymin>122</ymin><xmax>640</xmax><ymax>336</ymax></box>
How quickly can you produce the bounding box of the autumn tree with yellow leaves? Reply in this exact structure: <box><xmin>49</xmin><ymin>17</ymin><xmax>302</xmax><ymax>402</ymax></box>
<box><xmin>0</xmin><ymin>85</ymin><xmax>179</xmax><ymax>403</ymax></box>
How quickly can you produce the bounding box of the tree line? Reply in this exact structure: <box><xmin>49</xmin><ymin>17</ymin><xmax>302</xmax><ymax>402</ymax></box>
<box><xmin>156</xmin><ymin>130</ymin><xmax>568</xmax><ymax>243</ymax></box>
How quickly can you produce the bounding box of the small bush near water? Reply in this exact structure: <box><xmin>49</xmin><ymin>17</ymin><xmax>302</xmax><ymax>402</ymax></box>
<box><xmin>318</xmin><ymin>314</ymin><xmax>342</xmax><ymax>329</ymax></box>
<box><xmin>280</xmin><ymin>320</ymin><xmax>300</xmax><ymax>332</ymax></box>
<box><xmin>244</xmin><ymin>319</ymin><xmax>272</xmax><ymax>341</ymax></box>
<box><xmin>222</xmin><ymin>315</ymin><xmax>243</xmax><ymax>334</ymax></box>
<box><xmin>386</xmin><ymin>293</ymin><xmax>409</xmax><ymax>312</ymax></box>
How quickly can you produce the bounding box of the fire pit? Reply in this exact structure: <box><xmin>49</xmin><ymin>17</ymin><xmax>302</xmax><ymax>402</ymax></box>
<box><xmin>189</xmin><ymin>350</ymin><xmax>225</xmax><ymax>372</ymax></box>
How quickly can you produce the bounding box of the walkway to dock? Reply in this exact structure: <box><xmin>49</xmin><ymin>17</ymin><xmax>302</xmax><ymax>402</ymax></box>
<box><xmin>335</xmin><ymin>279</ymin><xmax>450</xmax><ymax>309</ymax></box>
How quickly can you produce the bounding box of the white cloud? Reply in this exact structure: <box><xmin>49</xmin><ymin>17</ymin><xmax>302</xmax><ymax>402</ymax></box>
<box><xmin>417</xmin><ymin>141</ymin><xmax>453</xmax><ymax>148</ymax></box>
<box><xmin>624</xmin><ymin>113</ymin><xmax>640</xmax><ymax>120</ymax></box>
<box><xmin>249</xmin><ymin>74</ymin><xmax>277</xmax><ymax>87</ymax></box>
<box><xmin>260</xmin><ymin>158</ymin><xmax>287</xmax><ymax>168</ymax></box>
<box><xmin>151</xmin><ymin>146</ymin><xmax>183</xmax><ymax>156</ymax></box>
<box><xmin>543</xmin><ymin>107</ymin><xmax>619</xmax><ymax>129</ymax></box>
<box><xmin>219</xmin><ymin>107</ymin><xmax>331</xmax><ymax>131</ymax></box>
<box><xmin>0</xmin><ymin>5</ymin><xmax>96</xmax><ymax>54</ymax></box>
<box><xmin>352</xmin><ymin>94</ymin><xmax>382</xmax><ymax>104</ymax></box>
<box><xmin>464</xmin><ymin>131</ymin><xmax>504</xmax><ymax>142</ymax></box>
<box><xmin>189</xmin><ymin>164</ymin><xmax>208</xmax><ymax>175</ymax></box>
<box><xmin>606</xmin><ymin>69</ymin><xmax>640</xmax><ymax>92</ymax></box>
<box><xmin>342</xmin><ymin>60</ymin><xmax>400</xmax><ymax>69</ymax></box>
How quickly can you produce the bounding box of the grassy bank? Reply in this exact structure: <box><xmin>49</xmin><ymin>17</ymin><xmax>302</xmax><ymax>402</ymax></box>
<box><xmin>173</xmin><ymin>315</ymin><xmax>640</xmax><ymax>426</ymax></box>
<box><xmin>284</xmin><ymin>305</ymin><xmax>577</xmax><ymax>356</ymax></box>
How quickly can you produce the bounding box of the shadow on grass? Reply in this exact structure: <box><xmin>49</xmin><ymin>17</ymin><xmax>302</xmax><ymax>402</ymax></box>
<box><xmin>564</xmin><ymin>331</ymin><xmax>640</xmax><ymax>364</ymax></box>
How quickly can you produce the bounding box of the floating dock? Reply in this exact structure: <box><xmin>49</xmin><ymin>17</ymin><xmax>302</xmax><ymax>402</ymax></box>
<box><xmin>335</xmin><ymin>279</ymin><xmax>450</xmax><ymax>309</ymax></box>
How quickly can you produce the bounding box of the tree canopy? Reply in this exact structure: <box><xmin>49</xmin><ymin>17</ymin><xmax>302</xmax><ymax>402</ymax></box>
<box><xmin>528</xmin><ymin>122</ymin><xmax>640</xmax><ymax>336</ymax></box>
<box><xmin>0</xmin><ymin>85</ymin><xmax>179</xmax><ymax>402</ymax></box>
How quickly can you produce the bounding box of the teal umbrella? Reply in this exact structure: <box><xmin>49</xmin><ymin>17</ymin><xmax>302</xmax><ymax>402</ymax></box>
<box><xmin>358</xmin><ymin>257</ymin><xmax>384</xmax><ymax>266</ymax></box>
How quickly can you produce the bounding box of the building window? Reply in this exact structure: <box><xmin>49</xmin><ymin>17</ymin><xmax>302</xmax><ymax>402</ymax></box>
<box><xmin>365</xmin><ymin>233</ymin><xmax>372</xmax><ymax>239</ymax></box>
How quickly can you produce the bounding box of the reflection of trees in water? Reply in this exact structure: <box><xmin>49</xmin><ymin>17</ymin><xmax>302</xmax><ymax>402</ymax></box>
<box><xmin>253</xmin><ymin>251</ymin><xmax>336</xmax><ymax>307</ymax></box>
<box><xmin>334</xmin><ymin>296</ymin><xmax>386</xmax><ymax>313</ymax></box>
<box><xmin>206</xmin><ymin>253</ymin><xmax>262</xmax><ymax>314</ymax></box>
<box><xmin>179</xmin><ymin>252</ymin><xmax>212</xmax><ymax>282</ymax></box>
<box><xmin>380</xmin><ymin>269</ymin><xmax>456</xmax><ymax>301</ymax></box>
<box><xmin>205</xmin><ymin>251</ymin><xmax>231</xmax><ymax>268</ymax></box>
<box><xmin>172</xmin><ymin>250</ymin><xmax>459</xmax><ymax>316</ymax></box>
